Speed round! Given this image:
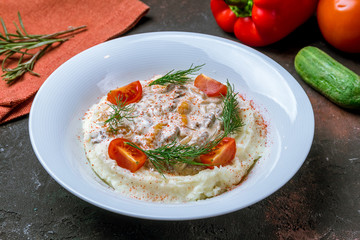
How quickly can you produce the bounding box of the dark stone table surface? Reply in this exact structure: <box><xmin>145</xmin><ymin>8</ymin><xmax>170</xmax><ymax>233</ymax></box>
<box><xmin>1</xmin><ymin>1</ymin><xmax>359</xmax><ymax>239</ymax></box>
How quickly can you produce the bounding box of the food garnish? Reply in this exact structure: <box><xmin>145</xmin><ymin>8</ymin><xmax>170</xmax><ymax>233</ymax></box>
<box><xmin>107</xmin><ymin>81</ymin><xmax>143</xmax><ymax>105</ymax></box>
<box><xmin>105</xmin><ymin>96</ymin><xmax>136</xmax><ymax>133</ymax></box>
<box><xmin>194</xmin><ymin>74</ymin><xmax>228</xmax><ymax>97</ymax></box>
<box><xmin>0</xmin><ymin>12</ymin><xmax>86</xmax><ymax>84</ymax></box>
<box><xmin>127</xmin><ymin>135</ymin><xmax>224</xmax><ymax>175</ymax></box>
<box><xmin>108</xmin><ymin>138</ymin><xmax>147</xmax><ymax>173</ymax></box>
<box><xmin>200</xmin><ymin>137</ymin><xmax>236</xmax><ymax>168</ymax></box>
<box><xmin>221</xmin><ymin>81</ymin><xmax>244</xmax><ymax>135</ymax></box>
<box><xmin>149</xmin><ymin>64</ymin><xmax>205</xmax><ymax>86</ymax></box>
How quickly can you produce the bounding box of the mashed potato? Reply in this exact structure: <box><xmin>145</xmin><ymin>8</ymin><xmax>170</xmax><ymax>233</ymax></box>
<box><xmin>82</xmin><ymin>77</ymin><xmax>268</xmax><ymax>203</ymax></box>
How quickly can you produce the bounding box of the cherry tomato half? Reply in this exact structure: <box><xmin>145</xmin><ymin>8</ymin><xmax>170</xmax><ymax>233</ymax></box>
<box><xmin>194</xmin><ymin>74</ymin><xmax>228</xmax><ymax>97</ymax></box>
<box><xmin>317</xmin><ymin>0</ymin><xmax>360</xmax><ymax>53</ymax></box>
<box><xmin>107</xmin><ymin>81</ymin><xmax>143</xmax><ymax>105</ymax></box>
<box><xmin>108</xmin><ymin>138</ymin><xmax>147</xmax><ymax>173</ymax></box>
<box><xmin>200</xmin><ymin>137</ymin><xmax>236</xmax><ymax>168</ymax></box>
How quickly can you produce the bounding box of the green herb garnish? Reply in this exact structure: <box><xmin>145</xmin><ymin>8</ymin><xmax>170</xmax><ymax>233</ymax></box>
<box><xmin>127</xmin><ymin>135</ymin><xmax>224</xmax><ymax>176</ymax></box>
<box><xmin>222</xmin><ymin>80</ymin><xmax>244</xmax><ymax>135</ymax></box>
<box><xmin>0</xmin><ymin>12</ymin><xmax>86</xmax><ymax>84</ymax></box>
<box><xmin>105</xmin><ymin>97</ymin><xmax>136</xmax><ymax>133</ymax></box>
<box><xmin>149</xmin><ymin>64</ymin><xmax>205</xmax><ymax>86</ymax></box>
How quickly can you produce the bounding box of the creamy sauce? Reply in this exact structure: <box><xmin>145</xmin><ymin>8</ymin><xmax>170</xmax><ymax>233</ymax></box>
<box><xmin>82</xmin><ymin>77</ymin><xmax>268</xmax><ymax>202</ymax></box>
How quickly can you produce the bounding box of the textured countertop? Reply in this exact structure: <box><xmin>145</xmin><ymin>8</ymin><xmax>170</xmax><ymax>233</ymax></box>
<box><xmin>1</xmin><ymin>0</ymin><xmax>360</xmax><ymax>239</ymax></box>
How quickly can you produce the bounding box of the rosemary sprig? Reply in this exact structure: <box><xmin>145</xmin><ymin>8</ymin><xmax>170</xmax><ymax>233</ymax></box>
<box><xmin>0</xmin><ymin>12</ymin><xmax>86</xmax><ymax>84</ymax></box>
<box><xmin>105</xmin><ymin>97</ymin><xmax>136</xmax><ymax>133</ymax></box>
<box><xmin>221</xmin><ymin>81</ymin><xmax>244</xmax><ymax>135</ymax></box>
<box><xmin>149</xmin><ymin>63</ymin><xmax>205</xmax><ymax>86</ymax></box>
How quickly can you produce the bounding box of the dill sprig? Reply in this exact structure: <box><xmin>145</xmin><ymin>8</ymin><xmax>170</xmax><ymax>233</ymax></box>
<box><xmin>0</xmin><ymin>12</ymin><xmax>86</xmax><ymax>84</ymax></box>
<box><xmin>127</xmin><ymin>135</ymin><xmax>224</xmax><ymax>176</ymax></box>
<box><xmin>149</xmin><ymin>64</ymin><xmax>205</xmax><ymax>86</ymax></box>
<box><xmin>105</xmin><ymin>97</ymin><xmax>136</xmax><ymax>133</ymax></box>
<box><xmin>221</xmin><ymin>81</ymin><xmax>244</xmax><ymax>135</ymax></box>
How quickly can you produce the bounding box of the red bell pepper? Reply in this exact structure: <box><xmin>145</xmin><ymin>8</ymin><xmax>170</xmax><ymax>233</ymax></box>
<box><xmin>210</xmin><ymin>0</ymin><xmax>318</xmax><ymax>47</ymax></box>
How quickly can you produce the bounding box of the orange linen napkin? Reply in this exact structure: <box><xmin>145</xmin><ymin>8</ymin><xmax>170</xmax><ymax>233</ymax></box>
<box><xmin>0</xmin><ymin>0</ymin><xmax>149</xmax><ymax>124</ymax></box>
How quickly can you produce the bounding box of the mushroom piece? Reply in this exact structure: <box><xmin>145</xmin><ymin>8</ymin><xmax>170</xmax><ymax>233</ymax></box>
<box><xmin>163</xmin><ymin>83</ymin><xmax>175</xmax><ymax>93</ymax></box>
<box><xmin>162</xmin><ymin>100</ymin><xmax>178</xmax><ymax>112</ymax></box>
<box><xmin>203</xmin><ymin>113</ymin><xmax>216</xmax><ymax>128</ymax></box>
<box><xmin>155</xmin><ymin>126</ymin><xmax>180</xmax><ymax>147</ymax></box>
<box><xmin>174</xmin><ymin>86</ymin><xmax>186</xmax><ymax>99</ymax></box>
<box><xmin>90</xmin><ymin>130</ymin><xmax>106</xmax><ymax>144</ymax></box>
<box><xmin>189</xmin><ymin>131</ymin><xmax>209</xmax><ymax>146</ymax></box>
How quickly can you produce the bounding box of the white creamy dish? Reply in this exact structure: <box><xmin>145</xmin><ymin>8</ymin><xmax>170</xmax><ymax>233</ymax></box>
<box><xmin>82</xmin><ymin>70</ymin><xmax>268</xmax><ymax>203</ymax></box>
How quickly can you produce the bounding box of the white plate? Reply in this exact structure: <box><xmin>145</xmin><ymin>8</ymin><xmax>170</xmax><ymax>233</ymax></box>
<box><xmin>29</xmin><ymin>32</ymin><xmax>314</xmax><ymax>220</ymax></box>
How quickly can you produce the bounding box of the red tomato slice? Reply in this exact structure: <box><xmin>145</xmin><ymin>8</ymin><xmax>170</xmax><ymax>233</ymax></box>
<box><xmin>107</xmin><ymin>81</ymin><xmax>142</xmax><ymax>105</ymax></box>
<box><xmin>108</xmin><ymin>138</ymin><xmax>147</xmax><ymax>173</ymax></box>
<box><xmin>200</xmin><ymin>137</ymin><xmax>236</xmax><ymax>168</ymax></box>
<box><xmin>194</xmin><ymin>74</ymin><xmax>227</xmax><ymax>97</ymax></box>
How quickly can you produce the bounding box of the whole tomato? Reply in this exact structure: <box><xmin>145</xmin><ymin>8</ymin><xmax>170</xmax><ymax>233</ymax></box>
<box><xmin>317</xmin><ymin>0</ymin><xmax>360</xmax><ymax>53</ymax></box>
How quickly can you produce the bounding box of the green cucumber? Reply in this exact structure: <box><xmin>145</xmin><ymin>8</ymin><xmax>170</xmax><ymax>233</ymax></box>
<box><xmin>294</xmin><ymin>46</ymin><xmax>360</xmax><ymax>109</ymax></box>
